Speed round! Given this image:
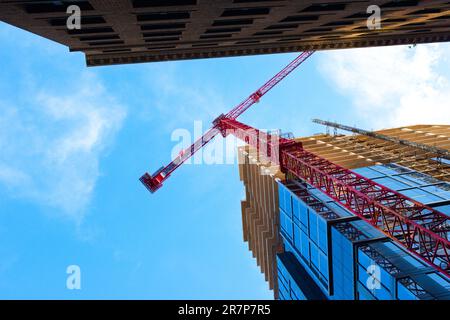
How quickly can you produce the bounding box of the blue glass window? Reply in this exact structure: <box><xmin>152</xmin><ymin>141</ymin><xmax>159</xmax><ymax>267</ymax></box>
<box><xmin>422</xmin><ymin>184</ymin><xmax>450</xmax><ymax>200</ymax></box>
<box><xmin>370</xmin><ymin>165</ymin><xmax>401</xmax><ymax>176</ymax></box>
<box><xmin>372</xmin><ymin>177</ymin><xmax>410</xmax><ymax>190</ymax></box>
<box><xmin>431</xmin><ymin>157</ymin><xmax>450</xmax><ymax>165</ymax></box>
<box><xmin>392</xmin><ymin>174</ymin><xmax>422</xmax><ymax>187</ymax></box>
<box><xmin>293</xmin><ymin>224</ymin><xmax>302</xmax><ymax>252</ymax></box>
<box><xmin>400</xmin><ymin>188</ymin><xmax>444</xmax><ymax>204</ymax></box>
<box><xmin>319</xmin><ymin>251</ymin><xmax>329</xmax><ymax>280</ymax></box>
<box><xmin>292</xmin><ymin>197</ymin><xmax>309</xmax><ymax>232</ymax></box>
<box><xmin>317</xmin><ymin>217</ymin><xmax>328</xmax><ymax>253</ymax></box>
<box><xmin>353</xmin><ymin>167</ymin><xmax>385</xmax><ymax>179</ymax></box>
<box><xmin>397</xmin><ymin>281</ymin><xmax>418</xmax><ymax>300</ymax></box>
<box><xmin>435</xmin><ymin>204</ymin><xmax>450</xmax><ymax>215</ymax></box>
<box><xmin>280</xmin><ymin>208</ymin><xmax>293</xmax><ymax>239</ymax></box>
<box><xmin>358</xmin><ymin>266</ymin><xmax>393</xmax><ymax>300</ymax></box>
<box><xmin>358</xmin><ymin>284</ymin><xmax>376</xmax><ymax>300</ymax></box>
<box><xmin>310</xmin><ymin>242</ymin><xmax>319</xmax><ymax>270</ymax></box>
<box><xmin>284</xmin><ymin>188</ymin><xmax>292</xmax><ymax>216</ymax></box>
<box><xmin>309</xmin><ymin>209</ymin><xmax>318</xmax><ymax>245</ymax></box>
<box><xmin>278</xmin><ymin>185</ymin><xmax>286</xmax><ymax>212</ymax></box>
<box><xmin>301</xmin><ymin>230</ymin><xmax>310</xmax><ymax>261</ymax></box>
<box><xmin>426</xmin><ymin>272</ymin><xmax>450</xmax><ymax>290</ymax></box>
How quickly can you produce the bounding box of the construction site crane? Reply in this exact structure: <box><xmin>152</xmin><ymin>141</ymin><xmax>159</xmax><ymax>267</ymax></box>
<box><xmin>140</xmin><ymin>51</ymin><xmax>315</xmax><ymax>193</ymax></box>
<box><xmin>312</xmin><ymin>119</ymin><xmax>450</xmax><ymax>160</ymax></box>
<box><xmin>140</xmin><ymin>51</ymin><xmax>449</xmax><ymax>277</ymax></box>
<box><xmin>215</xmin><ymin>117</ymin><xmax>450</xmax><ymax>278</ymax></box>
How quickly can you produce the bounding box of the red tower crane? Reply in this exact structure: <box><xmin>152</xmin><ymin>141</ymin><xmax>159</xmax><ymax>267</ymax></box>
<box><xmin>140</xmin><ymin>50</ymin><xmax>314</xmax><ymax>193</ymax></box>
<box><xmin>140</xmin><ymin>52</ymin><xmax>449</xmax><ymax>277</ymax></box>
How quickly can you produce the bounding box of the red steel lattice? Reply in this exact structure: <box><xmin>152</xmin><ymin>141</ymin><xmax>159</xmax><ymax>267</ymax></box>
<box><xmin>140</xmin><ymin>51</ymin><xmax>314</xmax><ymax>193</ymax></box>
<box><xmin>218</xmin><ymin>117</ymin><xmax>450</xmax><ymax>278</ymax></box>
<box><xmin>141</xmin><ymin>52</ymin><xmax>450</xmax><ymax>278</ymax></box>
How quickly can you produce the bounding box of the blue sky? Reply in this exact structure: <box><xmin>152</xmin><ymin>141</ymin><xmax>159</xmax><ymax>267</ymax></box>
<box><xmin>0</xmin><ymin>21</ymin><xmax>449</xmax><ymax>299</ymax></box>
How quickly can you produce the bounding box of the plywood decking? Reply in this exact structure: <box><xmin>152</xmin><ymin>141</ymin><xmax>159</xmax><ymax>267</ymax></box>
<box><xmin>299</xmin><ymin>125</ymin><xmax>450</xmax><ymax>181</ymax></box>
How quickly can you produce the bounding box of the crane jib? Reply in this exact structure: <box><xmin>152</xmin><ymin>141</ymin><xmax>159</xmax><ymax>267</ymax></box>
<box><xmin>139</xmin><ymin>50</ymin><xmax>450</xmax><ymax>277</ymax></box>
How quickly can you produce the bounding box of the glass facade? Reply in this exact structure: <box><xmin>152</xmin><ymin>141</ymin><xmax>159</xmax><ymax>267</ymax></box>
<box><xmin>277</xmin><ymin>251</ymin><xmax>326</xmax><ymax>300</ymax></box>
<box><xmin>354</xmin><ymin>164</ymin><xmax>450</xmax><ymax>206</ymax></box>
<box><xmin>277</xmin><ymin>163</ymin><xmax>450</xmax><ymax>300</ymax></box>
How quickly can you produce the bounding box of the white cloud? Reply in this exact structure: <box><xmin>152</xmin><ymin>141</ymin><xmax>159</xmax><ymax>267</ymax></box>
<box><xmin>319</xmin><ymin>43</ymin><xmax>450</xmax><ymax>129</ymax></box>
<box><xmin>141</xmin><ymin>63</ymin><xmax>228</xmax><ymax>129</ymax></box>
<box><xmin>0</xmin><ymin>164</ymin><xmax>30</xmax><ymax>188</ymax></box>
<box><xmin>0</xmin><ymin>72</ymin><xmax>126</xmax><ymax>222</ymax></box>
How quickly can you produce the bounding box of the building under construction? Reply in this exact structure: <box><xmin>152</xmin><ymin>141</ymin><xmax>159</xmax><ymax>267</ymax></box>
<box><xmin>239</xmin><ymin>122</ymin><xmax>450</xmax><ymax>300</ymax></box>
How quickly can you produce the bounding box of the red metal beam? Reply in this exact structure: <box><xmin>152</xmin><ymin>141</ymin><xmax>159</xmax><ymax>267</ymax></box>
<box><xmin>140</xmin><ymin>51</ymin><xmax>314</xmax><ymax>193</ymax></box>
<box><xmin>140</xmin><ymin>50</ymin><xmax>450</xmax><ymax>278</ymax></box>
<box><xmin>225</xmin><ymin>51</ymin><xmax>314</xmax><ymax>120</ymax></box>
<box><xmin>218</xmin><ymin>117</ymin><xmax>450</xmax><ymax>278</ymax></box>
